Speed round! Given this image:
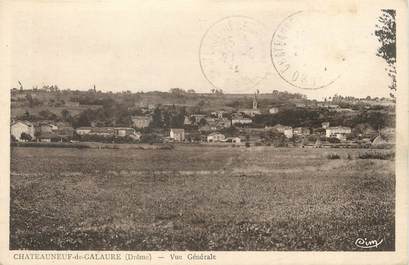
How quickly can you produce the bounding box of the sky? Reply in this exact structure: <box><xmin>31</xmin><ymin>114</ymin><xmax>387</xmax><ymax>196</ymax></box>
<box><xmin>4</xmin><ymin>0</ymin><xmax>393</xmax><ymax>100</ymax></box>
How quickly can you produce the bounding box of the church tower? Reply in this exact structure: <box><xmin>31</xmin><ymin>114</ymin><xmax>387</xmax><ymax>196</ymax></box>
<box><xmin>252</xmin><ymin>92</ymin><xmax>258</xmax><ymax>110</ymax></box>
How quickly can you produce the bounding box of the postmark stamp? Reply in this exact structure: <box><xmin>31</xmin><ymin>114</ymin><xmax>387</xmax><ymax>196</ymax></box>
<box><xmin>271</xmin><ymin>11</ymin><xmax>349</xmax><ymax>90</ymax></box>
<box><xmin>199</xmin><ymin>16</ymin><xmax>270</xmax><ymax>92</ymax></box>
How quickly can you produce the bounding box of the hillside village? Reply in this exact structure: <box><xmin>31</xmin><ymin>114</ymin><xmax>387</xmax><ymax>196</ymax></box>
<box><xmin>10</xmin><ymin>85</ymin><xmax>396</xmax><ymax>148</ymax></box>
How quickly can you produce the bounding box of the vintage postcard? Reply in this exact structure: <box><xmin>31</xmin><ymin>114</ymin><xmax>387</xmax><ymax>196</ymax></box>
<box><xmin>0</xmin><ymin>0</ymin><xmax>408</xmax><ymax>264</ymax></box>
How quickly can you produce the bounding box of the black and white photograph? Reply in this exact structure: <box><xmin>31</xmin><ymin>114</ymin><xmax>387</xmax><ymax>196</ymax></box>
<box><xmin>2</xmin><ymin>0</ymin><xmax>408</xmax><ymax>264</ymax></box>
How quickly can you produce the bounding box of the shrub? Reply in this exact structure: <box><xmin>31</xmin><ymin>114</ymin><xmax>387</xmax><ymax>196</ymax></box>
<box><xmin>245</xmin><ymin>142</ymin><xmax>250</xmax><ymax>148</ymax></box>
<box><xmin>358</xmin><ymin>151</ymin><xmax>394</xmax><ymax>160</ymax></box>
<box><xmin>20</xmin><ymin>132</ymin><xmax>32</xmax><ymax>142</ymax></box>
<box><xmin>326</xmin><ymin>153</ymin><xmax>340</xmax><ymax>159</ymax></box>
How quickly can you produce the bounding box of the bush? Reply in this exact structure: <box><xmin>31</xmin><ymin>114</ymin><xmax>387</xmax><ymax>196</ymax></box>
<box><xmin>245</xmin><ymin>142</ymin><xmax>250</xmax><ymax>148</ymax></box>
<box><xmin>358</xmin><ymin>151</ymin><xmax>394</xmax><ymax>160</ymax></box>
<box><xmin>20</xmin><ymin>132</ymin><xmax>32</xmax><ymax>142</ymax></box>
<box><xmin>326</xmin><ymin>153</ymin><xmax>340</xmax><ymax>159</ymax></box>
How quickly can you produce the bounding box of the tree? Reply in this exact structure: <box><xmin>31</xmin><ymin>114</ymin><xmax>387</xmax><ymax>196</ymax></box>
<box><xmin>74</xmin><ymin>110</ymin><xmax>92</xmax><ymax>127</ymax></box>
<box><xmin>23</xmin><ymin>110</ymin><xmax>30</xmax><ymax>120</ymax></box>
<box><xmin>61</xmin><ymin>109</ymin><xmax>71</xmax><ymax>122</ymax></box>
<box><xmin>375</xmin><ymin>9</ymin><xmax>396</xmax><ymax>96</ymax></box>
<box><xmin>34</xmin><ymin>130</ymin><xmax>41</xmax><ymax>141</ymax></box>
<box><xmin>20</xmin><ymin>132</ymin><xmax>32</xmax><ymax>142</ymax></box>
<box><xmin>39</xmin><ymin>110</ymin><xmax>57</xmax><ymax>120</ymax></box>
<box><xmin>197</xmin><ymin>100</ymin><xmax>206</xmax><ymax>109</ymax></box>
<box><xmin>170</xmin><ymin>88</ymin><xmax>186</xmax><ymax>97</ymax></box>
<box><xmin>151</xmin><ymin>107</ymin><xmax>163</xmax><ymax>128</ymax></box>
<box><xmin>199</xmin><ymin>118</ymin><xmax>207</xmax><ymax>127</ymax></box>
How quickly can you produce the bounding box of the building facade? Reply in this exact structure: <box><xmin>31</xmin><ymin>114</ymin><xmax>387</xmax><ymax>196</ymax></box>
<box><xmin>170</xmin><ymin>128</ymin><xmax>185</xmax><ymax>142</ymax></box>
<box><xmin>11</xmin><ymin>121</ymin><xmax>35</xmax><ymax>141</ymax></box>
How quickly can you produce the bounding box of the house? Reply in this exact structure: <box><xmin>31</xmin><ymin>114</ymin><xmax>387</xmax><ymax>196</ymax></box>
<box><xmin>184</xmin><ymin>116</ymin><xmax>192</xmax><ymax>125</ymax></box>
<box><xmin>207</xmin><ymin>132</ymin><xmax>225</xmax><ymax>142</ymax></box>
<box><xmin>75</xmin><ymin>127</ymin><xmax>115</xmax><ymax>137</ymax></box>
<box><xmin>39</xmin><ymin>122</ymin><xmax>58</xmax><ymax>133</ymax></box>
<box><xmin>238</xmin><ymin>109</ymin><xmax>261</xmax><ymax>117</ymax></box>
<box><xmin>293</xmin><ymin>127</ymin><xmax>311</xmax><ymax>136</ymax></box>
<box><xmin>131</xmin><ymin>116</ymin><xmax>152</xmax><ymax>128</ymax></box>
<box><xmin>231</xmin><ymin>115</ymin><xmax>252</xmax><ymax>125</ymax></box>
<box><xmin>224</xmin><ymin>137</ymin><xmax>241</xmax><ymax>143</ymax></box>
<box><xmin>170</xmin><ymin>128</ymin><xmax>185</xmax><ymax>142</ymax></box>
<box><xmin>211</xmin><ymin>111</ymin><xmax>226</xmax><ymax>119</ymax></box>
<box><xmin>321</xmin><ymin>122</ymin><xmax>330</xmax><ymax>129</ymax></box>
<box><xmin>76</xmin><ymin>127</ymin><xmax>93</xmax><ymax>135</ymax></box>
<box><xmin>269</xmin><ymin>124</ymin><xmax>293</xmax><ymax>138</ymax></box>
<box><xmin>191</xmin><ymin>114</ymin><xmax>206</xmax><ymax>124</ymax></box>
<box><xmin>325</xmin><ymin>126</ymin><xmax>352</xmax><ymax>139</ymax></box>
<box><xmin>114</xmin><ymin>127</ymin><xmax>136</xmax><ymax>137</ymax></box>
<box><xmin>11</xmin><ymin>121</ymin><xmax>35</xmax><ymax>141</ymax></box>
<box><xmin>269</xmin><ymin>107</ymin><xmax>279</xmax><ymax>114</ymax></box>
<box><xmin>129</xmin><ymin>131</ymin><xmax>142</xmax><ymax>141</ymax></box>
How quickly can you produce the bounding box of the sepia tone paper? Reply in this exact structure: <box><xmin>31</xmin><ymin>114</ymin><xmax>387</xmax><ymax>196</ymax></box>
<box><xmin>0</xmin><ymin>0</ymin><xmax>408</xmax><ymax>264</ymax></box>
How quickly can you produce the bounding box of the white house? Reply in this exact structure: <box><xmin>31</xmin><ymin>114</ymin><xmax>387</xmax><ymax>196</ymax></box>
<box><xmin>231</xmin><ymin>115</ymin><xmax>252</xmax><ymax>125</ymax></box>
<box><xmin>114</xmin><ymin>127</ymin><xmax>136</xmax><ymax>137</ymax></box>
<box><xmin>321</xmin><ymin>122</ymin><xmax>330</xmax><ymax>129</ymax></box>
<box><xmin>207</xmin><ymin>132</ymin><xmax>225</xmax><ymax>142</ymax></box>
<box><xmin>238</xmin><ymin>109</ymin><xmax>261</xmax><ymax>117</ymax></box>
<box><xmin>129</xmin><ymin>132</ymin><xmax>142</xmax><ymax>141</ymax></box>
<box><xmin>269</xmin><ymin>124</ymin><xmax>293</xmax><ymax>138</ymax></box>
<box><xmin>131</xmin><ymin>116</ymin><xmax>152</xmax><ymax>128</ymax></box>
<box><xmin>76</xmin><ymin>127</ymin><xmax>92</xmax><ymax>135</ymax></box>
<box><xmin>11</xmin><ymin>121</ymin><xmax>35</xmax><ymax>141</ymax></box>
<box><xmin>326</xmin><ymin>126</ymin><xmax>352</xmax><ymax>139</ymax></box>
<box><xmin>293</xmin><ymin>127</ymin><xmax>311</xmax><ymax>136</ymax></box>
<box><xmin>170</xmin><ymin>128</ymin><xmax>185</xmax><ymax>142</ymax></box>
<box><xmin>269</xmin><ymin>107</ymin><xmax>279</xmax><ymax>114</ymax></box>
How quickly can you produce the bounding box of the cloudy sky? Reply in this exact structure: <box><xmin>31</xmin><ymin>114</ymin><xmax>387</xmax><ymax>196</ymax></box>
<box><xmin>4</xmin><ymin>0</ymin><xmax>393</xmax><ymax>100</ymax></box>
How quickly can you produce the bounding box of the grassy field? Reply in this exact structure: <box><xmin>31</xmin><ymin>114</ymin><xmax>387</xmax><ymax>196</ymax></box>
<box><xmin>10</xmin><ymin>146</ymin><xmax>395</xmax><ymax>251</ymax></box>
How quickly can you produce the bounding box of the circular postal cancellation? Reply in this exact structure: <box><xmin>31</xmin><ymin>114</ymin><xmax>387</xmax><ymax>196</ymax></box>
<box><xmin>271</xmin><ymin>11</ymin><xmax>349</xmax><ymax>90</ymax></box>
<box><xmin>199</xmin><ymin>16</ymin><xmax>271</xmax><ymax>92</ymax></box>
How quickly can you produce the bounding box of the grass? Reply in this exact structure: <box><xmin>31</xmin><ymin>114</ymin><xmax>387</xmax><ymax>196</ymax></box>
<box><xmin>10</xmin><ymin>146</ymin><xmax>395</xmax><ymax>251</ymax></box>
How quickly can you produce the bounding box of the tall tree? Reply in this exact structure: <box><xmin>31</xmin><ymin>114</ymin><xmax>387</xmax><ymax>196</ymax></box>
<box><xmin>375</xmin><ymin>9</ymin><xmax>396</xmax><ymax>97</ymax></box>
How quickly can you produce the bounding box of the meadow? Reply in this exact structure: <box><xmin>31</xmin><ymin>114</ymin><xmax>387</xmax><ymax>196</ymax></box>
<box><xmin>10</xmin><ymin>146</ymin><xmax>395</xmax><ymax>251</ymax></box>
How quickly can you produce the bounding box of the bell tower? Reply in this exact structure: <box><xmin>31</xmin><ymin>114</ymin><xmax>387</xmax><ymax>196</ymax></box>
<box><xmin>252</xmin><ymin>92</ymin><xmax>258</xmax><ymax>110</ymax></box>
